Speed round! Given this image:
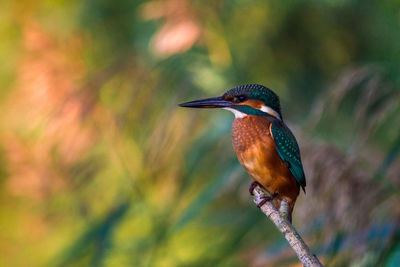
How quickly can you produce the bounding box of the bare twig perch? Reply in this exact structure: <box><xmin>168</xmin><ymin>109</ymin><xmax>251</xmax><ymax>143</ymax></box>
<box><xmin>252</xmin><ymin>185</ymin><xmax>324</xmax><ymax>267</ymax></box>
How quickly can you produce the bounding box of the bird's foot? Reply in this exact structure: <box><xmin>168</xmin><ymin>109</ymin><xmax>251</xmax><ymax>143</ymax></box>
<box><xmin>257</xmin><ymin>192</ymin><xmax>278</xmax><ymax>208</ymax></box>
<box><xmin>249</xmin><ymin>181</ymin><xmax>263</xmax><ymax>195</ymax></box>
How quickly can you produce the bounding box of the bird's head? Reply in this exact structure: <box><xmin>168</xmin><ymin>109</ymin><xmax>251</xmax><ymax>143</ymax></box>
<box><xmin>179</xmin><ymin>84</ymin><xmax>282</xmax><ymax>120</ymax></box>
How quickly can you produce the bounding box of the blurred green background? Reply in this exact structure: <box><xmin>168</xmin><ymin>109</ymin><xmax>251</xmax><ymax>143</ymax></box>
<box><xmin>0</xmin><ymin>0</ymin><xmax>399</xmax><ymax>266</ymax></box>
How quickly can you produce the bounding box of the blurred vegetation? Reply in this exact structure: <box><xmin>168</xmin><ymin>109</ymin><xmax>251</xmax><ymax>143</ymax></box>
<box><xmin>0</xmin><ymin>0</ymin><xmax>399</xmax><ymax>266</ymax></box>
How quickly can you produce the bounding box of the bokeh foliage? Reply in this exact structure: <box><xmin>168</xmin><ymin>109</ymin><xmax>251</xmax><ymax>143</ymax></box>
<box><xmin>0</xmin><ymin>0</ymin><xmax>399</xmax><ymax>266</ymax></box>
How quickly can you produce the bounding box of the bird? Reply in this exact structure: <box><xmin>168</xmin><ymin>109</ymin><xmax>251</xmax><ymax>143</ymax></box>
<box><xmin>179</xmin><ymin>84</ymin><xmax>306</xmax><ymax>222</ymax></box>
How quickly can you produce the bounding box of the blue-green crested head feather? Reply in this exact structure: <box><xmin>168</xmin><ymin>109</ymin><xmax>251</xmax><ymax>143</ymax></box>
<box><xmin>224</xmin><ymin>84</ymin><xmax>282</xmax><ymax>119</ymax></box>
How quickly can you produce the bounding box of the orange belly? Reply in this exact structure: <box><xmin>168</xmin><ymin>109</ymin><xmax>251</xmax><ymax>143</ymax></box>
<box><xmin>232</xmin><ymin>115</ymin><xmax>299</xmax><ymax>213</ymax></box>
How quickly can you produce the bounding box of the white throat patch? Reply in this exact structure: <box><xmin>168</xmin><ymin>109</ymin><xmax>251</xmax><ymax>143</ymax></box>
<box><xmin>260</xmin><ymin>105</ymin><xmax>281</xmax><ymax>120</ymax></box>
<box><xmin>223</xmin><ymin>107</ymin><xmax>247</xmax><ymax>119</ymax></box>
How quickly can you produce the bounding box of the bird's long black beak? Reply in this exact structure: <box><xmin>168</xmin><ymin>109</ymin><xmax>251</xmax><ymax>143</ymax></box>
<box><xmin>179</xmin><ymin>96</ymin><xmax>232</xmax><ymax>108</ymax></box>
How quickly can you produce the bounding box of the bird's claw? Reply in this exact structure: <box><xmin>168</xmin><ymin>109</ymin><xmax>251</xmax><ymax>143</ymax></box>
<box><xmin>257</xmin><ymin>192</ymin><xmax>278</xmax><ymax>208</ymax></box>
<box><xmin>249</xmin><ymin>181</ymin><xmax>278</xmax><ymax>208</ymax></box>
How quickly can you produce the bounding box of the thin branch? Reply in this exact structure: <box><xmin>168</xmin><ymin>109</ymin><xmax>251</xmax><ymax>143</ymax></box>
<box><xmin>252</xmin><ymin>185</ymin><xmax>324</xmax><ymax>267</ymax></box>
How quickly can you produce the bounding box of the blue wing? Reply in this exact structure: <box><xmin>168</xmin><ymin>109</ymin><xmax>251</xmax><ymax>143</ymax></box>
<box><xmin>270</xmin><ymin>120</ymin><xmax>306</xmax><ymax>192</ymax></box>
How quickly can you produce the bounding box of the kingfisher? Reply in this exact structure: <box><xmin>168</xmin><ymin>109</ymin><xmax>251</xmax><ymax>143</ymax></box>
<box><xmin>179</xmin><ymin>84</ymin><xmax>306</xmax><ymax>222</ymax></box>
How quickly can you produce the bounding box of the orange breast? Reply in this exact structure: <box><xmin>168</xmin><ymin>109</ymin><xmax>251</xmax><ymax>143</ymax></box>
<box><xmin>232</xmin><ymin>115</ymin><xmax>299</xmax><ymax>212</ymax></box>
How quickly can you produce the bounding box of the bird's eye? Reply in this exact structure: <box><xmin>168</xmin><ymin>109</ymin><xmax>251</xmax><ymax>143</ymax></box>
<box><xmin>233</xmin><ymin>95</ymin><xmax>246</xmax><ymax>103</ymax></box>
